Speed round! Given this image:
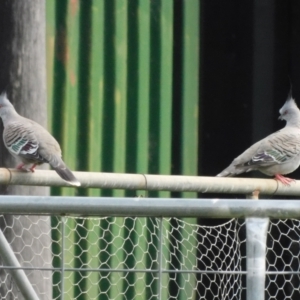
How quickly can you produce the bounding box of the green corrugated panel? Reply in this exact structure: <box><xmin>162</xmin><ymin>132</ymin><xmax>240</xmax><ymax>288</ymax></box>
<box><xmin>46</xmin><ymin>1</ymin><xmax>200</xmax><ymax>299</ymax></box>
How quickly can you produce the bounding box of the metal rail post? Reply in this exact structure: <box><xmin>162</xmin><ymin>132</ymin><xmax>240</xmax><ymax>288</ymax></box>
<box><xmin>246</xmin><ymin>217</ymin><xmax>269</xmax><ymax>300</ymax></box>
<box><xmin>0</xmin><ymin>229</ymin><xmax>39</xmax><ymax>300</ymax></box>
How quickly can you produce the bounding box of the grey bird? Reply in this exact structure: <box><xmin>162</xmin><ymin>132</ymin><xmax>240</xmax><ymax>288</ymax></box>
<box><xmin>217</xmin><ymin>92</ymin><xmax>300</xmax><ymax>185</ymax></box>
<box><xmin>0</xmin><ymin>92</ymin><xmax>81</xmax><ymax>186</ymax></box>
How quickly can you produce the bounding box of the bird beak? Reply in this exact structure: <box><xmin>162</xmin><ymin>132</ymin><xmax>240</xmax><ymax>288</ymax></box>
<box><xmin>278</xmin><ymin>115</ymin><xmax>283</xmax><ymax>120</ymax></box>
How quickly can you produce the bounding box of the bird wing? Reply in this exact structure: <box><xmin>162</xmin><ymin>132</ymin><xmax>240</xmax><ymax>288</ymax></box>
<box><xmin>235</xmin><ymin>131</ymin><xmax>300</xmax><ymax>168</ymax></box>
<box><xmin>3</xmin><ymin>122</ymin><xmax>48</xmax><ymax>163</ymax></box>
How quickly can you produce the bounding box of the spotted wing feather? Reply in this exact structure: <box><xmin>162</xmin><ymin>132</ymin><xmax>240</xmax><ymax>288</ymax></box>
<box><xmin>239</xmin><ymin>133</ymin><xmax>300</xmax><ymax>167</ymax></box>
<box><xmin>218</xmin><ymin>131</ymin><xmax>300</xmax><ymax>177</ymax></box>
<box><xmin>3</xmin><ymin>122</ymin><xmax>48</xmax><ymax>164</ymax></box>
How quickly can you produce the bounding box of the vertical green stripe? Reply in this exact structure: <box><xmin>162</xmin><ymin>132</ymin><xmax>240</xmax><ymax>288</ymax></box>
<box><xmin>99</xmin><ymin>218</ymin><xmax>113</xmax><ymax>300</ymax></box>
<box><xmin>46</xmin><ymin>0</ymin><xmax>56</xmax><ymax>131</ymax></box>
<box><xmin>126</xmin><ymin>0</ymin><xmax>138</xmax><ymax>176</ymax></box>
<box><xmin>99</xmin><ymin>1</ymin><xmax>115</xmax><ymax>298</ymax></box>
<box><xmin>180</xmin><ymin>1</ymin><xmax>200</xmax><ymax>299</ymax></box>
<box><xmin>73</xmin><ymin>219</ymin><xmax>88</xmax><ymax>300</ymax></box>
<box><xmin>62</xmin><ymin>0</ymin><xmax>80</xmax><ymax>194</ymax></box>
<box><xmin>50</xmin><ymin>1</ymin><xmax>68</xmax><ymax>297</ymax></box>
<box><xmin>137</xmin><ymin>0</ymin><xmax>150</xmax><ymax>176</ymax></box>
<box><xmin>51</xmin><ymin>0</ymin><xmax>68</xmax><ymax>197</ymax></box>
<box><xmin>77</xmin><ymin>0</ymin><xmax>91</xmax><ymax>174</ymax></box>
<box><xmin>74</xmin><ymin>1</ymin><xmax>92</xmax><ymax>299</ymax></box>
<box><xmin>124</xmin><ymin>1</ymin><xmax>139</xmax><ymax>299</ymax></box>
<box><xmin>88</xmin><ymin>0</ymin><xmax>105</xmax><ymax>178</ymax></box>
<box><xmin>182</xmin><ymin>0</ymin><xmax>199</xmax><ymax>178</ymax></box>
<box><xmin>113</xmin><ymin>0</ymin><xmax>128</xmax><ymax>190</ymax></box>
<box><xmin>135</xmin><ymin>2</ymin><xmax>151</xmax><ymax>298</ymax></box>
<box><xmin>159</xmin><ymin>0</ymin><xmax>173</xmax><ymax>176</ymax></box>
<box><xmin>88</xmin><ymin>2</ymin><xmax>105</xmax><ymax>297</ymax></box>
<box><xmin>147</xmin><ymin>1</ymin><xmax>162</xmax><ymax>299</ymax></box>
<box><xmin>159</xmin><ymin>0</ymin><xmax>173</xmax><ymax>199</ymax></box>
<box><xmin>148</xmin><ymin>0</ymin><xmax>161</xmax><ymax>178</ymax></box>
<box><xmin>51</xmin><ymin>216</ymin><xmax>61</xmax><ymax>299</ymax></box>
<box><xmin>112</xmin><ymin>4</ymin><xmax>128</xmax><ymax>299</ymax></box>
<box><xmin>159</xmin><ymin>2</ymin><xmax>173</xmax><ymax>299</ymax></box>
<box><xmin>63</xmin><ymin>2</ymin><xmax>81</xmax><ymax>297</ymax></box>
<box><xmin>101</xmin><ymin>0</ymin><xmax>115</xmax><ymax>177</ymax></box>
<box><xmin>46</xmin><ymin>0</ymin><xmax>56</xmax><ymax>296</ymax></box>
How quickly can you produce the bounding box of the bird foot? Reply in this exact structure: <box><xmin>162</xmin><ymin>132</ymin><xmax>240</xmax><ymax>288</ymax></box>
<box><xmin>29</xmin><ymin>164</ymin><xmax>37</xmax><ymax>173</ymax></box>
<box><xmin>16</xmin><ymin>163</ymin><xmax>25</xmax><ymax>170</ymax></box>
<box><xmin>274</xmin><ymin>174</ymin><xmax>295</xmax><ymax>186</ymax></box>
<box><xmin>16</xmin><ymin>163</ymin><xmax>36</xmax><ymax>173</ymax></box>
<box><xmin>16</xmin><ymin>163</ymin><xmax>30</xmax><ymax>172</ymax></box>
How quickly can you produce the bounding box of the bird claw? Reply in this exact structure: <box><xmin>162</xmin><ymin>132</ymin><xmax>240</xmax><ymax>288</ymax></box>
<box><xmin>16</xmin><ymin>163</ymin><xmax>36</xmax><ymax>173</ymax></box>
<box><xmin>16</xmin><ymin>163</ymin><xmax>25</xmax><ymax>170</ymax></box>
<box><xmin>29</xmin><ymin>164</ymin><xmax>36</xmax><ymax>173</ymax></box>
<box><xmin>274</xmin><ymin>174</ymin><xmax>296</xmax><ymax>186</ymax></box>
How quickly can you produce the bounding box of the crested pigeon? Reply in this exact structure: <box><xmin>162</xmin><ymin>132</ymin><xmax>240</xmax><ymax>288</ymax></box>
<box><xmin>0</xmin><ymin>92</ymin><xmax>81</xmax><ymax>186</ymax></box>
<box><xmin>217</xmin><ymin>92</ymin><xmax>300</xmax><ymax>185</ymax></box>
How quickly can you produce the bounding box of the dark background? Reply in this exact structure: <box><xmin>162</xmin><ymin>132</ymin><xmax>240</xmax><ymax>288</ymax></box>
<box><xmin>200</xmin><ymin>0</ymin><xmax>300</xmax><ymax>182</ymax></box>
<box><xmin>198</xmin><ymin>2</ymin><xmax>300</xmax><ymax>298</ymax></box>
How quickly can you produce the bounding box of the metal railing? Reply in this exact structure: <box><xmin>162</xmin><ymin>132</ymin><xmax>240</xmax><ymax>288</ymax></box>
<box><xmin>0</xmin><ymin>168</ymin><xmax>299</xmax><ymax>195</ymax></box>
<box><xmin>1</xmin><ymin>170</ymin><xmax>300</xmax><ymax>300</ymax></box>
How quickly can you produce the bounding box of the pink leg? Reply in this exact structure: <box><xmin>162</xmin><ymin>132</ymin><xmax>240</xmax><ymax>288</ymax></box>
<box><xmin>274</xmin><ymin>174</ymin><xmax>295</xmax><ymax>185</ymax></box>
<box><xmin>16</xmin><ymin>163</ymin><xmax>25</xmax><ymax>170</ymax></box>
<box><xmin>29</xmin><ymin>164</ymin><xmax>37</xmax><ymax>173</ymax></box>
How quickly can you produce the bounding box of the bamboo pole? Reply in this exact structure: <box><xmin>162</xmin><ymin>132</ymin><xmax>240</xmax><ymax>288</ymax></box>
<box><xmin>0</xmin><ymin>168</ymin><xmax>299</xmax><ymax>196</ymax></box>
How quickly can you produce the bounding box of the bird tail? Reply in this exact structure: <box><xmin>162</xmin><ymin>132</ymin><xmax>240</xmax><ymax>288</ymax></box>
<box><xmin>49</xmin><ymin>155</ymin><xmax>81</xmax><ymax>186</ymax></box>
<box><xmin>217</xmin><ymin>164</ymin><xmax>249</xmax><ymax>177</ymax></box>
<box><xmin>217</xmin><ymin>168</ymin><xmax>235</xmax><ymax>177</ymax></box>
<box><xmin>54</xmin><ymin>166</ymin><xmax>81</xmax><ymax>186</ymax></box>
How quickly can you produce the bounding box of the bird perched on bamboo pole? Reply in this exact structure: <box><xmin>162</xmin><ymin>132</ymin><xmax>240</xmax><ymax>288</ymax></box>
<box><xmin>217</xmin><ymin>90</ymin><xmax>300</xmax><ymax>185</ymax></box>
<box><xmin>0</xmin><ymin>92</ymin><xmax>80</xmax><ymax>186</ymax></box>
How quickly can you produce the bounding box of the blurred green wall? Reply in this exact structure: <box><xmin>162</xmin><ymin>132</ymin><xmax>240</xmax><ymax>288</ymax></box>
<box><xmin>46</xmin><ymin>1</ymin><xmax>199</xmax><ymax>299</ymax></box>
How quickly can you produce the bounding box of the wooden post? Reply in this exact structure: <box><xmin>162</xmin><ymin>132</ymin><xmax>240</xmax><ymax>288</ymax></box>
<box><xmin>0</xmin><ymin>1</ymin><xmax>51</xmax><ymax>298</ymax></box>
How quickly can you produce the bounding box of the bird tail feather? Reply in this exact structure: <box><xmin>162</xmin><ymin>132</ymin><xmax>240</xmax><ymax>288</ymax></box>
<box><xmin>54</xmin><ymin>166</ymin><xmax>81</xmax><ymax>186</ymax></box>
<box><xmin>217</xmin><ymin>165</ymin><xmax>250</xmax><ymax>177</ymax></box>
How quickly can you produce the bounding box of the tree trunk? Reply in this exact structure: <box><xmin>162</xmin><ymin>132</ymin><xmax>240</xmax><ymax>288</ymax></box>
<box><xmin>0</xmin><ymin>1</ymin><xmax>51</xmax><ymax>299</ymax></box>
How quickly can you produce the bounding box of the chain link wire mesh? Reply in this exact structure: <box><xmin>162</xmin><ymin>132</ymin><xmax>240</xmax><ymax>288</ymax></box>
<box><xmin>266</xmin><ymin>219</ymin><xmax>300</xmax><ymax>300</ymax></box>
<box><xmin>0</xmin><ymin>216</ymin><xmax>300</xmax><ymax>299</ymax></box>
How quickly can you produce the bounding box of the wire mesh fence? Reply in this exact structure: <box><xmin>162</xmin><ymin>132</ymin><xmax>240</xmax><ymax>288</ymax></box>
<box><xmin>1</xmin><ymin>216</ymin><xmax>247</xmax><ymax>300</ymax></box>
<box><xmin>0</xmin><ymin>198</ymin><xmax>300</xmax><ymax>299</ymax></box>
